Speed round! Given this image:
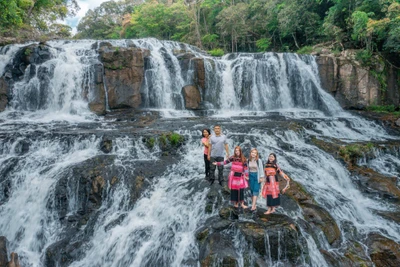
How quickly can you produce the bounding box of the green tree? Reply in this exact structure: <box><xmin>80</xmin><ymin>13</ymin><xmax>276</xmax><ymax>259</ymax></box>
<box><xmin>125</xmin><ymin>0</ymin><xmax>190</xmax><ymax>41</ymax></box>
<box><xmin>76</xmin><ymin>0</ymin><xmax>125</xmax><ymax>39</ymax></box>
<box><xmin>0</xmin><ymin>0</ymin><xmax>23</xmax><ymax>28</ymax></box>
<box><xmin>351</xmin><ymin>11</ymin><xmax>372</xmax><ymax>50</ymax></box>
<box><xmin>216</xmin><ymin>3</ymin><xmax>249</xmax><ymax>52</ymax></box>
<box><xmin>1</xmin><ymin>0</ymin><xmax>79</xmax><ymax>36</ymax></box>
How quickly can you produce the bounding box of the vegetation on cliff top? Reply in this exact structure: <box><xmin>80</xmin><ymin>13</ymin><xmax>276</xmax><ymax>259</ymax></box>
<box><xmin>73</xmin><ymin>0</ymin><xmax>400</xmax><ymax>55</ymax></box>
<box><xmin>2</xmin><ymin>0</ymin><xmax>400</xmax><ymax>58</ymax></box>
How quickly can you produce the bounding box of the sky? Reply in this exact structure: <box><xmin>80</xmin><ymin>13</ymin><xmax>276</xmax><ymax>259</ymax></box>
<box><xmin>64</xmin><ymin>0</ymin><xmax>109</xmax><ymax>34</ymax></box>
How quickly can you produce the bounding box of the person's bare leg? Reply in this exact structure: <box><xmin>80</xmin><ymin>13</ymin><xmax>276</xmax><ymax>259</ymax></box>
<box><xmin>251</xmin><ymin>196</ymin><xmax>257</xmax><ymax>210</ymax></box>
<box><xmin>241</xmin><ymin>201</ymin><xmax>248</xmax><ymax>209</ymax></box>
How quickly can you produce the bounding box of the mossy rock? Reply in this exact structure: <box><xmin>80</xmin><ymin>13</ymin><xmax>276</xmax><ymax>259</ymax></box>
<box><xmin>300</xmin><ymin>203</ymin><xmax>341</xmax><ymax>246</ymax></box>
<box><xmin>199</xmin><ymin>233</ymin><xmax>239</xmax><ymax>267</ymax></box>
<box><xmin>367</xmin><ymin>233</ymin><xmax>400</xmax><ymax>267</ymax></box>
<box><xmin>237</xmin><ymin>214</ymin><xmax>307</xmax><ymax>264</ymax></box>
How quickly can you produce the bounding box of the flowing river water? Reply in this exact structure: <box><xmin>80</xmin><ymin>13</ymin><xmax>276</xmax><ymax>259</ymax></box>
<box><xmin>0</xmin><ymin>39</ymin><xmax>399</xmax><ymax>266</ymax></box>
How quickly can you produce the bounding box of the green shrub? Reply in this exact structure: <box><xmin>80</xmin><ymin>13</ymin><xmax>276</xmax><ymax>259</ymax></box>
<box><xmin>297</xmin><ymin>46</ymin><xmax>313</xmax><ymax>54</ymax></box>
<box><xmin>332</xmin><ymin>48</ymin><xmax>341</xmax><ymax>57</ymax></box>
<box><xmin>256</xmin><ymin>38</ymin><xmax>271</xmax><ymax>52</ymax></box>
<box><xmin>145</xmin><ymin>137</ymin><xmax>156</xmax><ymax>149</ymax></box>
<box><xmin>339</xmin><ymin>143</ymin><xmax>374</xmax><ymax>164</ymax></box>
<box><xmin>367</xmin><ymin>105</ymin><xmax>398</xmax><ymax>113</ymax></box>
<box><xmin>168</xmin><ymin>132</ymin><xmax>184</xmax><ymax>146</ymax></box>
<box><xmin>355</xmin><ymin>49</ymin><xmax>373</xmax><ymax>66</ymax></box>
<box><xmin>158</xmin><ymin>134</ymin><xmax>167</xmax><ymax>147</ymax></box>
<box><xmin>24</xmin><ymin>48</ymin><xmax>32</xmax><ymax>56</ymax></box>
<box><xmin>370</xmin><ymin>69</ymin><xmax>387</xmax><ymax>92</ymax></box>
<box><xmin>208</xmin><ymin>48</ymin><xmax>224</xmax><ymax>57</ymax></box>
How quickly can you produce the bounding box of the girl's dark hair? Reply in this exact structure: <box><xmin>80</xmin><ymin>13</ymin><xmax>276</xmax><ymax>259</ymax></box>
<box><xmin>267</xmin><ymin>153</ymin><xmax>277</xmax><ymax>164</ymax></box>
<box><xmin>202</xmin><ymin>128</ymin><xmax>211</xmax><ymax>137</ymax></box>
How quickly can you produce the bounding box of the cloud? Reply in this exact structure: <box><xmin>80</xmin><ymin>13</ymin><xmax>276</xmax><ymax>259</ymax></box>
<box><xmin>64</xmin><ymin>0</ymin><xmax>109</xmax><ymax>34</ymax></box>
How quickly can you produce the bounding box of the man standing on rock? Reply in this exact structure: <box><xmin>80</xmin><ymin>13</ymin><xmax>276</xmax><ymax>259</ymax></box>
<box><xmin>208</xmin><ymin>125</ymin><xmax>229</xmax><ymax>186</ymax></box>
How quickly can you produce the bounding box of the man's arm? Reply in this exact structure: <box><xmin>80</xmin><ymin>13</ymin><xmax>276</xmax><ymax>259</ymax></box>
<box><xmin>224</xmin><ymin>143</ymin><xmax>229</xmax><ymax>158</ymax></box>
<box><xmin>208</xmin><ymin>143</ymin><xmax>212</xmax><ymax>160</ymax></box>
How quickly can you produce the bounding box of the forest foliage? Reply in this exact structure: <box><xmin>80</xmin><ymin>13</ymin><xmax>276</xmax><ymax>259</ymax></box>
<box><xmin>1</xmin><ymin>0</ymin><xmax>400</xmax><ymax>55</ymax></box>
<box><xmin>75</xmin><ymin>0</ymin><xmax>400</xmax><ymax>55</ymax></box>
<box><xmin>0</xmin><ymin>0</ymin><xmax>80</xmax><ymax>38</ymax></box>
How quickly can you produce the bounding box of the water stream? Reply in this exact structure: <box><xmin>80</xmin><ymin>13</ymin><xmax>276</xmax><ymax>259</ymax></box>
<box><xmin>0</xmin><ymin>39</ymin><xmax>399</xmax><ymax>266</ymax></box>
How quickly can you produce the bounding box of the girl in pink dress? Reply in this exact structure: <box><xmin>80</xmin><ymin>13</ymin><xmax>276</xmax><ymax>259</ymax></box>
<box><xmin>214</xmin><ymin>146</ymin><xmax>248</xmax><ymax>208</ymax></box>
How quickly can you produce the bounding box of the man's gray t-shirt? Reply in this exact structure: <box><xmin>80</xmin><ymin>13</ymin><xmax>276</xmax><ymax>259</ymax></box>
<box><xmin>210</xmin><ymin>135</ymin><xmax>227</xmax><ymax>157</ymax></box>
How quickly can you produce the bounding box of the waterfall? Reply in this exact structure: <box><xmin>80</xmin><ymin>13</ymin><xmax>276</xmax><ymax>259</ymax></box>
<box><xmin>1</xmin><ymin>39</ymin><xmax>399</xmax><ymax>266</ymax></box>
<box><xmin>0</xmin><ymin>40</ymin><xmax>101</xmax><ymax>122</ymax></box>
<box><xmin>0</xmin><ymin>135</ymin><xmax>101</xmax><ymax>266</ymax></box>
<box><xmin>1</xmin><ymin>39</ymin><xmax>344</xmax><ymax>116</ymax></box>
<box><xmin>68</xmin><ymin>134</ymin><xmax>209</xmax><ymax>267</ymax></box>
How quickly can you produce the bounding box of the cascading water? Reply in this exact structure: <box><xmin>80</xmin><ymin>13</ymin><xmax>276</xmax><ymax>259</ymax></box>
<box><xmin>0</xmin><ymin>40</ymin><xmax>102</xmax><ymax>122</ymax></box>
<box><xmin>1</xmin><ymin>39</ymin><xmax>399</xmax><ymax>266</ymax></box>
<box><xmin>68</xmin><ymin>133</ymin><xmax>210</xmax><ymax>267</ymax></box>
<box><xmin>0</xmin><ymin>135</ymin><xmax>101</xmax><ymax>266</ymax></box>
<box><xmin>1</xmin><ymin>39</ymin><xmax>342</xmax><ymax>116</ymax></box>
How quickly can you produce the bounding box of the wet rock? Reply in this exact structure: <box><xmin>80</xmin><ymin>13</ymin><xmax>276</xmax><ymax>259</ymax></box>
<box><xmin>99</xmin><ymin>45</ymin><xmax>148</xmax><ymax>110</ymax></box>
<box><xmin>0</xmin><ymin>77</ymin><xmax>8</xmax><ymax>112</ymax></box>
<box><xmin>99</xmin><ymin>138</ymin><xmax>112</xmax><ymax>153</ymax></box>
<box><xmin>239</xmin><ymin>213</ymin><xmax>307</xmax><ymax>264</ymax></box>
<box><xmin>0</xmin><ymin>158</ymin><xmax>18</xmax><ymax>204</ymax></box>
<box><xmin>195</xmin><ymin>227</ymin><xmax>209</xmax><ymax>243</ymax></box>
<box><xmin>197</xmin><ymin>212</ymin><xmax>308</xmax><ymax>266</ymax></box>
<box><xmin>316</xmin><ymin>52</ymin><xmax>383</xmax><ymax>109</ymax></box>
<box><xmin>284</xmin><ymin>179</ymin><xmax>341</xmax><ymax>246</ymax></box>
<box><xmin>396</xmin><ymin>118</ymin><xmax>400</xmax><ymax>127</ymax></box>
<box><xmin>343</xmin><ymin>241</ymin><xmax>374</xmax><ymax>267</ymax></box>
<box><xmin>192</xmin><ymin>58</ymin><xmax>205</xmax><ymax>90</ymax></box>
<box><xmin>316</xmin><ymin>56</ymin><xmax>337</xmax><ymax>95</ymax></box>
<box><xmin>177</xmin><ymin>52</ymin><xmax>195</xmax><ymax>79</ymax></box>
<box><xmin>285</xmin><ymin>179</ymin><xmax>314</xmax><ymax>205</ymax></box>
<box><xmin>351</xmin><ymin>166</ymin><xmax>400</xmax><ymax>201</ymax></box>
<box><xmin>311</xmin><ymin>138</ymin><xmax>400</xmax><ymax>201</ymax></box>
<box><xmin>199</xmin><ymin>233</ymin><xmax>239</xmax><ymax>267</ymax></box>
<box><xmin>93</xmin><ymin>63</ymin><xmax>104</xmax><ymax>85</ymax></box>
<box><xmin>377</xmin><ymin>210</ymin><xmax>400</xmax><ymax>224</ymax></box>
<box><xmin>97</xmin><ymin>41</ymin><xmax>112</xmax><ymax>50</ymax></box>
<box><xmin>0</xmin><ymin>43</ymin><xmax>53</xmax><ymax>111</ymax></box>
<box><xmin>301</xmin><ymin>203</ymin><xmax>341</xmax><ymax>246</ymax></box>
<box><xmin>182</xmin><ymin>85</ymin><xmax>201</xmax><ymax>110</ymax></box>
<box><xmin>317</xmin><ymin>50</ymin><xmax>400</xmax><ymax>109</ymax></box>
<box><xmin>366</xmin><ymin>233</ymin><xmax>400</xmax><ymax>267</ymax></box>
<box><xmin>7</xmin><ymin>44</ymin><xmax>53</xmax><ymax>81</ymax></box>
<box><xmin>88</xmin><ymin>83</ymin><xmax>106</xmax><ymax>115</ymax></box>
<box><xmin>320</xmin><ymin>246</ymin><xmax>373</xmax><ymax>267</ymax></box>
<box><xmin>0</xmin><ymin>236</ymin><xmax>7</xmax><ymax>267</ymax></box>
<box><xmin>204</xmin><ymin>184</ymin><xmax>229</xmax><ymax>214</ymax></box>
<box><xmin>45</xmin><ymin>238</ymin><xmax>83</xmax><ymax>267</ymax></box>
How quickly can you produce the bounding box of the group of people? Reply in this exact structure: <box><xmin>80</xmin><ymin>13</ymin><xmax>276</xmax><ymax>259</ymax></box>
<box><xmin>201</xmin><ymin>125</ymin><xmax>290</xmax><ymax>214</ymax></box>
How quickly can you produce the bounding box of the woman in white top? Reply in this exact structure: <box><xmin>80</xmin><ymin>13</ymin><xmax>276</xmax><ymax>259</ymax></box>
<box><xmin>245</xmin><ymin>148</ymin><xmax>264</xmax><ymax>211</ymax></box>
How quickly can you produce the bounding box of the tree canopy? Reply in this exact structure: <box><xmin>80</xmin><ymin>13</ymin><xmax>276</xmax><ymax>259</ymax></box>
<box><xmin>0</xmin><ymin>0</ymin><xmax>79</xmax><ymax>38</ymax></box>
<box><xmin>73</xmin><ymin>0</ymin><xmax>400</xmax><ymax>55</ymax></box>
<box><xmin>2</xmin><ymin>0</ymin><xmax>400</xmax><ymax>56</ymax></box>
